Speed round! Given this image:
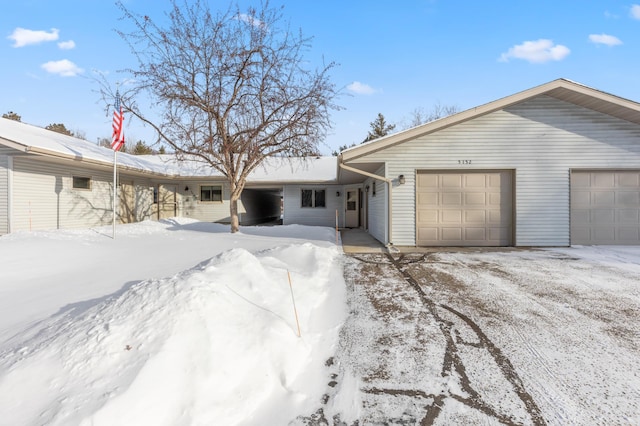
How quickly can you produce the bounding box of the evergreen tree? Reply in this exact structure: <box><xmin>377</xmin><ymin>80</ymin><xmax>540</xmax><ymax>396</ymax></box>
<box><xmin>45</xmin><ymin>123</ymin><xmax>74</xmax><ymax>136</ymax></box>
<box><xmin>363</xmin><ymin>113</ymin><xmax>396</xmax><ymax>142</ymax></box>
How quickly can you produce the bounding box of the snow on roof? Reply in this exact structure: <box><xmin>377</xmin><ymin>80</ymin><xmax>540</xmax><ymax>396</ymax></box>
<box><xmin>0</xmin><ymin>118</ymin><xmax>337</xmax><ymax>182</ymax></box>
<box><xmin>143</xmin><ymin>154</ymin><xmax>338</xmax><ymax>182</ymax></box>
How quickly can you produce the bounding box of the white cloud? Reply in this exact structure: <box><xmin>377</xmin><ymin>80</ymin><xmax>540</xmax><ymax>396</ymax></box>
<box><xmin>631</xmin><ymin>4</ymin><xmax>640</xmax><ymax>19</ymax></box>
<box><xmin>589</xmin><ymin>33</ymin><xmax>622</xmax><ymax>46</ymax></box>
<box><xmin>347</xmin><ymin>81</ymin><xmax>377</xmax><ymax>95</ymax></box>
<box><xmin>57</xmin><ymin>40</ymin><xmax>76</xmax><ymax>50</ymax></box>
<box><xmin>8</xmin><ymin>27</ymin><xmax>59</xmax><ymax>47</ymax></box>
<box><xmin>41</xmin><ymin>59</ymin><xmax>84</xmax><ymax>77</ymax></box>
<box><xmin>499</xmin><ymin>39</ymin><xmax>570</xmax><ymax>63</ymax></box>
<box><xmin>237</xmin><ymin>13</ymin><xmax>265</xmax><ymax>29</ymax></box>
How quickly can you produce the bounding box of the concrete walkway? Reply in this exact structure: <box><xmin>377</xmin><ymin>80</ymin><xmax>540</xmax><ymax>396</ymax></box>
<box><xmin>340</xmin><ymin>228</ymin><xmax>386</xmax><ymax>253</ymax></box>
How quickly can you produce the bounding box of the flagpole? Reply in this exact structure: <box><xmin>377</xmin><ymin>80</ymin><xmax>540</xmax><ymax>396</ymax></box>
<box><xmin>113</xmin><ymin>149</ymin><xmax>117</xmax><ymax>239</ymax></box>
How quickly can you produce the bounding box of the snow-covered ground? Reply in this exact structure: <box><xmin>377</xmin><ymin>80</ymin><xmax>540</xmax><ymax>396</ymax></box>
<box><xmin>1</xmin><ymin>220</ymin><xmax>639</xmax><ymax>425</ymax></box>
<box><xmin>0</xmin><ymin>219</ymin><xmax>347</xmax><ymax>425</ymax></box>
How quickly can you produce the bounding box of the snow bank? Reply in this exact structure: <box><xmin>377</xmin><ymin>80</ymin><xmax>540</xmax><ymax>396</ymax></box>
<box><xmin>0</xmin><ymin>223</ymin><xmax>347</xmax><ymax>425</ymax></box>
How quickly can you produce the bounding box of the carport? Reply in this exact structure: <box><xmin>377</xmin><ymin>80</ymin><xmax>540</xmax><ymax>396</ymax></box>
<box><xmin>240</xmin><ymin>187</ymin><xmax>282</xmax><ymax>225</ymax></box>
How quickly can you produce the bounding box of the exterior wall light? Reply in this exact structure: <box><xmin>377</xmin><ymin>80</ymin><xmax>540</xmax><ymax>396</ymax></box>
<box><xmin>398</xmin><ymin>175</ymin><xmax>405</xmax><ymax>184</ymax></box>
<box><xmin>336</xmin><ymin>191</ymin><xmax>341</xmax><ymax>197</ymax></box>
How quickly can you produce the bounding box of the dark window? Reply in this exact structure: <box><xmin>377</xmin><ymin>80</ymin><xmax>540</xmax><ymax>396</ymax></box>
<box><xmin>72</xmin><ymin>176</ymin><xmax>91</xmax><ymax>190</ymax></box>
<box><xmin>301</xmin><ymin>189</ymin><xmax>313</xmax><ymax>207</ymax></box>
<box><xmin>201</xmin><ymin>185</ymin><xmax>222</xmax><ymax>202</ymax></box>
<box><xmin>153</xmin><ymin>186</ymin><xmax>158</xmax><ymax>204</ymax></box>
<box><xmin>314</xmin><ymin>189</ymin><xmax>326</xmax><ymax>208</ymax></box>
<box><xmin>301</xmin><ymin>189</ymin><xmax>326</xmax><ymax>208</ymax></box>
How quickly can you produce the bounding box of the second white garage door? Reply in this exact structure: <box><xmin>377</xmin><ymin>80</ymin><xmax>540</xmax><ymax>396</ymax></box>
<box><xmin>571</xmin><ymin>170</ymin><xmax>640</xmax><ymax>245</ymax></box>
<box><xmin>416</xmin><ymin>170</ymin><xmax>513</xmax><ymax>246</ymax></box>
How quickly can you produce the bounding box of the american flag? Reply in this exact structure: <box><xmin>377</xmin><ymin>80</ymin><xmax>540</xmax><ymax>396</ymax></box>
<box><xmin>111</xmin><ymin>91</ymin><xmax>125</xmax><ymax>151</ymax></box>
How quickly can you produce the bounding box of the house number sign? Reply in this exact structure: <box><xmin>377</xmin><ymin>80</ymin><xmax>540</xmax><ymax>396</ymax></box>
<box><xmin>458</xmin><ymin>160</ymin><xmax>472</xmax><ymax>164</ymax></box>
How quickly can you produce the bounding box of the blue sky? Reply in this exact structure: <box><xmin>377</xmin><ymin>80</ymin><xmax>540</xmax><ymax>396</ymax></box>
<box><xmin>2</xmin><ymin>1</ymin><xmax>639</xmax><ymax>155</ymax></box>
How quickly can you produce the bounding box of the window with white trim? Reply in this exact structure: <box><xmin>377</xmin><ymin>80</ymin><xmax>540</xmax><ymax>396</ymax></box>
<box><xmin>200</xmin><ymin>185</ymin><xmax>222</xmax><ymax>202</ymax></box>
<box><xmin>301</xmin><ymin>189</ymin><xmax>326</xmax><ymax>208</ymax></box>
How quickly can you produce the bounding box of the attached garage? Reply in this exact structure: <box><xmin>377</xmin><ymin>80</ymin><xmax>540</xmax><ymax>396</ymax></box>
<box><xmin>571</xmin><ymin>170</ymin><xmax>640</xmax><ymax>245</ymax></box>
<box><xmin>341</xmin><ymin>79</ymin><xmax>640</xmax><ymax>247</ymax></box>
<box><xmin>416</xmin><ymin>170</ymin><xmax>513</xmax><ymax>246</ymax></box>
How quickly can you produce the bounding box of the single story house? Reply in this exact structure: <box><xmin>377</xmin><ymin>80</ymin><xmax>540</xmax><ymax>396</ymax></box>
<box><xmin>1</xmin><ymin>78</ymin><xmax>639</xmax><ymax>246</ymax></box>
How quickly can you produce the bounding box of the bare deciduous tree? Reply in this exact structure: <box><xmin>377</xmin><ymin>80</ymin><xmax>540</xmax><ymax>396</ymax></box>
<box><xmin>404</xmin><ymin>102</ymin><xmax>460</xmax><ymax>129</ymax></box>
<box><xmin>106</xmin><ymin>0</ymin><xmax>340</xmax><ymax>232</ymax></box>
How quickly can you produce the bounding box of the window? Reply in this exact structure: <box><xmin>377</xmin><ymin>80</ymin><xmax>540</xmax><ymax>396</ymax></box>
<box><xmin>301</xmin><ymin>189</ymin><xmax>326</xmax><ymax>208</ymax></box>
<box><xmin>200</xmin><ymin>185</ymin><xmax>222</xmax><ymax>202</ymax></box>
<box><xmin>72</xmin><ymin>176</ymin><xmax>91</xmax><ymax>190</ymax></box>
<box><xmin>152</xmin><ymin>186</ymin><xmax>158</xmax><ymax>204</ymax></box>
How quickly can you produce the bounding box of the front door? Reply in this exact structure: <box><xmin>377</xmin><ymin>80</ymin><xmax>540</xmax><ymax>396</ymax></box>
<box><xmin>158</xmin><ymin>184</ymin><xmax>177</xmax><ymax>219</ymax></box>
<box><xmin>345</xmin><ymin>188</ymin><xmax>359</xmax><ymax>228</ymax></box>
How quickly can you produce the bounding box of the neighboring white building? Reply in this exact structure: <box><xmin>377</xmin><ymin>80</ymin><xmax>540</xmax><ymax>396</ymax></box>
<box><xmin>340</xmin><ymin>79</ymin><xmax>640</xmax><ymax>246</ymax></box>
<box><xmin>2</xmin><ymin>79</ymin><xmax>640</xmax><ymax>246</ymax></box>
<box><xmin>0</xmin><ymin>118</ymin><xmax>343</xmax><ymax>234</ymax></box>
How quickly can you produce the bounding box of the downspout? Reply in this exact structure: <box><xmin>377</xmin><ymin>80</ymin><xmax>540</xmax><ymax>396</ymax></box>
<box><xmin>339</xmin><ymin>161</ymin><xmax>393</xmax><ymax>246</ymax></box>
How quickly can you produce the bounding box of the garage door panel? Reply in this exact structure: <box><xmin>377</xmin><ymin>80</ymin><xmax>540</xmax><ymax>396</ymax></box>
<box><xmin>488</xmin><ymin>210</ymin><xmax>504</xmax><ymax>224</ymax></box>
<box><xmin>465</xmin><ymin>228</ymin><xmax>486</xmax><ymax>240</ymax></box>
<box><xmin>442</xmin><ymin>228</ymin><xmax>463</xmax><ymax>241</ymax></box>
<box><xmin>617</xmin><ymin>191</ymin><xmax>640</xmax><ymax>206</ymax></box>
<box><xmin>594</xmin><ymin>192</ymin><xmax>615</xmax><ymax>205</ymax></box>
<box><xmin>418</xmin><ymin>174</ymin><xmax>439</xmax><ymax>187</ymax></box>
<box><xmin>619</xmin><ymin>228</ymin><xmax>640</xmax><ymax>241</ymax></box>
<box><xmin>418</xmin><ymin>209</ymin><xmax>438</xmax><ymax>222</ymax></box>
<box><xmin>594</xmin><ymin>173</ymin><xmax>615</xmax><ymax>187</ymax></box>
<box><xmin>572</xmin><ymin>191</ymin><xmax>590</xmax><ymax>205</ymax></box>
<box><xmin>465</xmin><ymin>210</ymin><xmax>486</xmax><ymax>223</ymax></box>
<box><xmin>592</xmin><ymin>209</ymin><xmax>614</xmax><ymax>223</ymax></box>
<box><xmin>416</xmin><ymin>170</ymin><xmax>512</xmax><ymax>246</ymax></box>
<box><xmin>442</xmin><ymin>175</ymin><xmax>462</xmax><ymax>188</ymax></box>
<box><xmin>442</xmin><ymin>210</ymin><xmax>462</xmax><ymax>223</ymax></box>
<box><xmin>619</xmin><ymin>173</ymin><xmax>640</xmax><ymax>186</ymax></box>
<box><xmin>488</xmin><ymin>193</ymin><xmax>502</xmax><ymax>205</ymax></box>
<box><xmin>618</xmin><ymin>210</ymin><xmax>640</xmax><ymax>223</ymax></box>
<box><xmin>571</xmin><ymin>171</ymin><xmax>640</xmax><ymax>245</ymax></box>
<box><xmin>465</xmin><ymin>174</ymin><xmax>486</xmax><ymax>187</ymax></box>
<box><xmin>465</xmin><ymin>192</ymin><xmax>486</xmax><ymax>205</ymax></box>
<box><xmin>442</xmin><ymin>192</ymin><xmax>462</xmax><ymax>205</ymax></box>
<box><xmin>417</xmin><ymin>227</ymin><xmax>438</xmax><ymax>241</ymax></box>
<box><xmin>417</xmin><ymin>192</ymin><xmax>439</xmax><ymax>205</ymax></box>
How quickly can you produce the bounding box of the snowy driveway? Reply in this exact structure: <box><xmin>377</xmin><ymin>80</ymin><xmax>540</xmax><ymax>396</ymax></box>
<box><xmin>322</xmin><ymin>248</ymin><xmax>640</xmax><ymax>425</ymax></box>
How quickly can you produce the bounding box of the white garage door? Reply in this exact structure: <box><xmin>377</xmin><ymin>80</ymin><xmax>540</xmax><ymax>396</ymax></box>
<box><xmin>571</xmin><ymin>171</ymin><xmax>640</xmax><ymax>245</ymax></box>
<box><xmin>416</xmin><ymin>171</ymin><xmax>513</xmax><ymax>246</ymax></box>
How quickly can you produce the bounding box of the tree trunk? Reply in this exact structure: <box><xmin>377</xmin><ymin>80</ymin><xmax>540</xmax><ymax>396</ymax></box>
<box><xmin>230</xmin><ymin>193</ymin><xmax>240</xmax><ymax>233</ymax></box>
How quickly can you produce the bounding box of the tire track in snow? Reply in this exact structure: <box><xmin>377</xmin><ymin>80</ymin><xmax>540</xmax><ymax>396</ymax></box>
<box><xmin>385</xmin><ymin>253</ymin><xmax>546</xmax><ymax>426</ymax></box>
<box><xmin>337</xmin><ymin>253</ymin><xmax>546</xmax><ymax>425</ymax></box>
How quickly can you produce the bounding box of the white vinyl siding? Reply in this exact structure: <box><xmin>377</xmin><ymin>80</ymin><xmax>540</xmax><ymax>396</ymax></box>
<box><xmin>365</xmin><ymin>164</ymin><xmax>387</xmax><ymax>244</ymax></box>
<box><xmin>0</xmin><ymin>155</ymin><xmax>8</xmax><ymax>234</ymax></box>
<box><xmin>176</xmin><ymin>181</ymin><xmax>231</xmax><ymax>223</ymax></box>
<box><xmin>283</xmin><ymin>184</ymin><xmax>343</xmax><ymax>227</ymax></box>
<box><xmin>349</xmin><ymin>96</ymin><xmax>640</xmax><ymax>246</ymax></box>
<box><xmin>11</xmin><ymin>157</ymin><xmax>155</xmax><ymax>232</ymax></box>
